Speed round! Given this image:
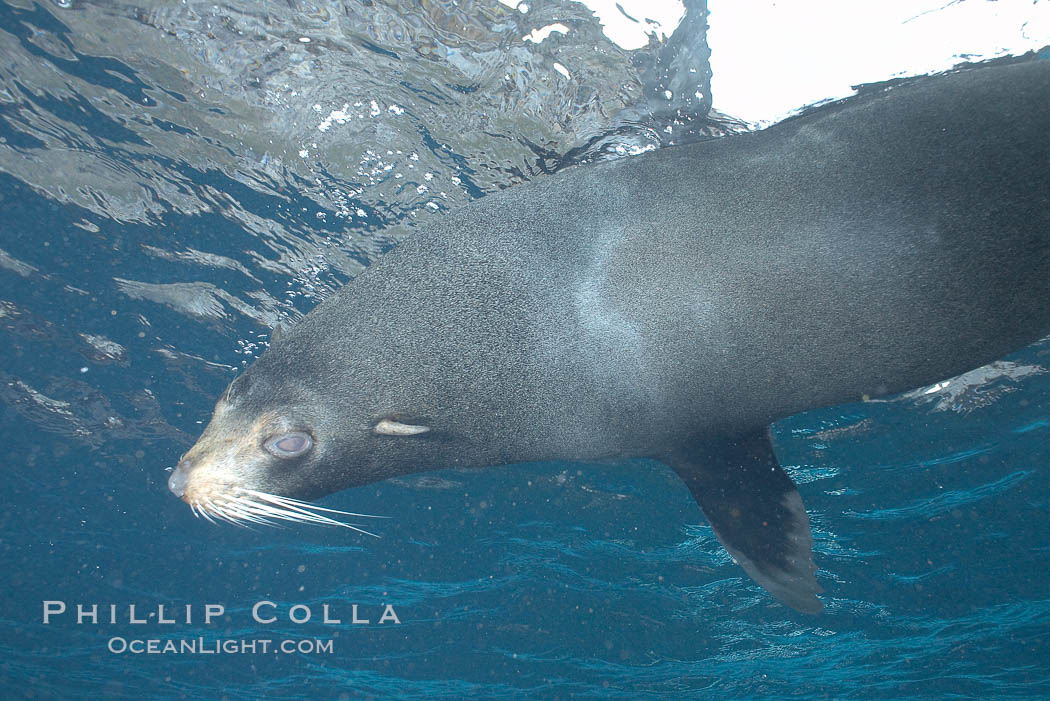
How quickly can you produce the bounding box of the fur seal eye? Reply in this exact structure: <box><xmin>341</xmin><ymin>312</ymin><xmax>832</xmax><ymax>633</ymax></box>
<box><xmin>264</xmin><ymin>431</ymin><xmax>313</xmax><ymax>458</ymax></box>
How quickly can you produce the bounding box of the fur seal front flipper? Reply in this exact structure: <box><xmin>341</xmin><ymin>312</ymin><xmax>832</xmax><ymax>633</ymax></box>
<box><xmin>667</xmin><ymin>430</ymin><xmax>821</xmax><ymax>613</ymax></box>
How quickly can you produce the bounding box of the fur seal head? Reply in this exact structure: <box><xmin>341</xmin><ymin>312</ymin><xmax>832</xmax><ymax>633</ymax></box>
<box><xmin>168</xmin><ymin>342</ymin><xmax>435</xmax><ymax>530</ymax></box>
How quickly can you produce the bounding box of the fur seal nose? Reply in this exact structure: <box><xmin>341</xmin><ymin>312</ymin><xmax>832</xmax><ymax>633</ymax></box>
<box><xmin>168</xmin><ymin>461</ymin><xmax>190</xmax><ymax>498</ymax></box>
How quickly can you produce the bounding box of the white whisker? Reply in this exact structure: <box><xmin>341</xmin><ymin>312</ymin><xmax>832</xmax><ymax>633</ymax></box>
<box><xmin>190</xmin><ymin>489</ymin><xmax>386</xmax><ymax>536</ymax></box>
<box><xmin>238</xmin><ymin>489</ymin><xmax>389</xmax><ymax>519</ymax></box>
<box><xmin>219</xmin><ymin>499</ymin><xmax>277</xmax><ymax>527</ymax></box>
<box><xmin>204</xmin><ymin>499</ymin><xmax>237</xmax><ymax>526</ymax></box>
<box><xmin>233</xmin><ymin>499</ymin><xmax>287</xmax><ymax>520</ymax></box>
<box><xmin>227</xmin><ymin>497</ymin><xmax>296</xmax><ymax>528</ymax></box>
<box><xmin>196</xmin><ymin>503</ymin><xmax>217</xmax><ymax>525</ymax></box>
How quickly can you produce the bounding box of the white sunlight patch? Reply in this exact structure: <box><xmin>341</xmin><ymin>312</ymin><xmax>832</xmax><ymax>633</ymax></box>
<box><xmin>576</xmin><ymin>0</ymin><xmax>686</xmax><ymax>50</ymax></box>
<box><xmin>708</xmin><ymin>0</ymin><xmax>1050</xmax><ymax>124</ymax></box>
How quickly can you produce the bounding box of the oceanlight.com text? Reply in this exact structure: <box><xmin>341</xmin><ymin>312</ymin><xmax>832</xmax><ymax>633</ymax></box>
<box><xmin>107</xmin><ymin>637</ymin><xmax>335</xmax><ymax>655</ymax></box>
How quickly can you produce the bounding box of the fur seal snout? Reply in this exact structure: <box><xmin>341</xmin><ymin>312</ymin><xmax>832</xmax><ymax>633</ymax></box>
<box><xmin>170</xmin><ymin>58</ymin><xmax>1050</xmax><ymax>612</ymax></box>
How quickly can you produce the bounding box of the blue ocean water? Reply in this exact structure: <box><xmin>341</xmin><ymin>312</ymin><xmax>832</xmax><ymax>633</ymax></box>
<box><xmin>2</xmin><ymin>1</ymin><xmax>1050</xmax><ymax>699</ymax></box>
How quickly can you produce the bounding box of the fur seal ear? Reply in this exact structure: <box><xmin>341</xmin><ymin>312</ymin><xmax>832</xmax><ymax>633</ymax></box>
<box><xmin>270</xmin><ymin>323</ymin><xmax>286</xmax><ymax>344</ymax></box>
<box><xmin>374</xmin><ymin>419</ymin><xmax>431</xmax><ymax>436</ymax></box>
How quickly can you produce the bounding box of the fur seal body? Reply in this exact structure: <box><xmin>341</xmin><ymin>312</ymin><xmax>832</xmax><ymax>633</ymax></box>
<box><xmin>169</xmin><ymin>59</ymin><xmax>1050</xmax><ymax>613</ymax></box>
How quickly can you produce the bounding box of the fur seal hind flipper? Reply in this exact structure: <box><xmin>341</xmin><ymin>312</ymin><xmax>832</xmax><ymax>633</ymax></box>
<box><xmin>668</xmin><ymin>429</ymin><xmax>822</xmax><ymax>613</ymax></box>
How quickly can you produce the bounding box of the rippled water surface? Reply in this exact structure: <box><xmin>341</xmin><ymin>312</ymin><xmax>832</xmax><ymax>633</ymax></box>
<box><xmin>2</xmin><ymin>1</ymin><xmax>1050</xmax><ymax>699</ymax></box>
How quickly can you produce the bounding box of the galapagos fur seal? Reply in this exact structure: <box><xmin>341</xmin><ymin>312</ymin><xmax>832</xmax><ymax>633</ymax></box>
<box><xmin>169</xmin><ymin>58</ymin><xmax>1050</xmax><ymax>613</ymax></box>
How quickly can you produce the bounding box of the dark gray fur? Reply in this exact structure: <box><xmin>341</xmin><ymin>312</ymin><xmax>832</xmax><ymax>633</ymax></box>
<box><xmin>179</xmin><ymin>58</ymin><xmax>1050</xmax><ymax>612</ymax></box>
